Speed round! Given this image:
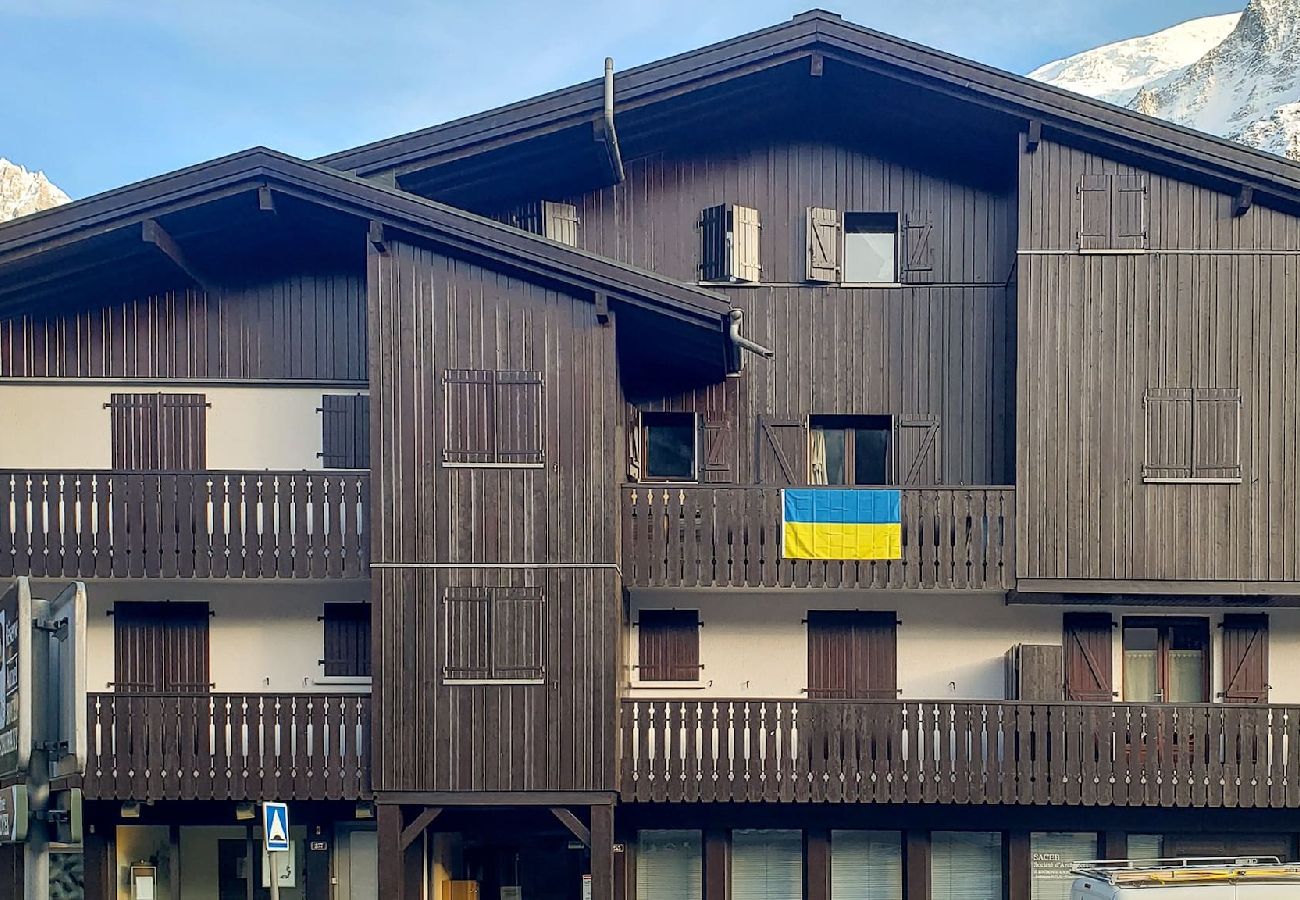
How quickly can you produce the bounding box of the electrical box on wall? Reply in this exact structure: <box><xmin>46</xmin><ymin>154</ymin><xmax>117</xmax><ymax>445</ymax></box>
<box><xmin>130</xmin><ymin>864</ymin><xmax>157</xmax><ymax>900</ymax></box>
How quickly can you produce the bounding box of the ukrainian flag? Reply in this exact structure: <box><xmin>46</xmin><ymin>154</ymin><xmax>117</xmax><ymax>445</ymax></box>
<box><xmin>782</xmin><ymin>489</ymin><xmax>902</xmax><ymax>560</ymax></box>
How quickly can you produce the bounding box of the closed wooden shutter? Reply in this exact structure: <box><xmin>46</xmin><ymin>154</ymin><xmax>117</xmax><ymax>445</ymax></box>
<box><xmin>1143</xmin><ymin>388</ymin><xmax>1194</xmax><ymax>479</ymax></box>
<box><xmin>494</xmin><ymin>370</ymin><xmax>545</xmax><ymax>465</ymax></box>
<box><xmin>109</xmin><ymin>392</ymin><xmax>207</xmax><ymax>471</ymax></box>
<box><xmin>1192</xmin><ymin>388</ymin><xmax>1242</xmax><ymax>479</ymax></box>
<box><xmin>636</xmin><ymin>830</ymin><xmax>702</xmax><ymax>900</ymax></box>
<box><xmin>807</xmin><ymin>611</ymin><xmax>897</xmax><ymax>700</ymax></box>
<box><xmin>319</xmin><ymin>394</ymin><xmax>370</xmax><ymax>469</ymax></box>
<box><xmin>1221</xmin><ymin>613</ymin><xmax>1268</xmax><ymax>703</ymax></box>
<box><xmin>805</xmin><ymin>207</ymin><xmax>841</xmax><ymax>282</ymax></box>
<box><xmin>1063</xmin><ymin>612</ymin><xmax>1113</xmax><ymax>701</ymax></box>
<box><xmin>443</xmin><ymin>587</ymin><xmax>545</xmax><ymax>681</ymax></box>
<box><xmin>1113</xmin><ymin>174</ymin><xmax>1149</xmax><ymax>250</ymax></box>
<box><xmin>444</xmin><ymin>369</ymin><xmax>544</xmax><ymax>466</ymax></box>
<box><xmin>756</xmin><ymin>416</ymin><xmax>807</xmax><ymax>484</ymax></box>
<box><xmin>700</xmin><ymin>415</ymin><xmax>735</xmax><ymax>483</ymax></box>
<box><xmin>894</xmin><ymin>416</ymin><xmax>940</xmax><ymax>484</ymax></box>
<box><xmin>1077</xmin><ymin>174</ymin><xmax>1113</xmax><ymax>251</ymax></box>
<box><xmin>113</xmin><ymin>601</ymin><xmax>210</xmax><ymax>694</ymax></box>
<box><xmin>902</xmin><ymin>211</ymin><xmax>935</xmax><ymax>283</ymax></box>
<box><xmin>443</xmin><ymin>590</ymin><xmax>491</xmax><ymax>680</ymax></box>
<box><xmin>322</xmin><ymin>603</ymin><xmax>371</xmax><ymax>677</ymax></box>
<box><xmin>638</xmin><ymin>610</ymin><xmax>700</xmax><ymax>682</ymax></box>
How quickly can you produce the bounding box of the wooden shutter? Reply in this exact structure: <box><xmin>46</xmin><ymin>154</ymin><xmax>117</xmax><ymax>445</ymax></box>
<box><xmin>1077</xmin><ymin>174</ymin><xmax>1112</xmax><ymax>251</ymax></box>
<box><xmin>322</xmin><ymin>603</ymin><xmax>371</xmax><ymax>677</ymax></box>
<box><xmin>319</xmin><ymin>394</ymin><xmax>370</xmax><ymax>469</ymax></box>
<box><xmin>699</xmin><ymin>204</ymin><xmax>729</xmax><ymax>281</ymax></box>
<box><xmin>700</xmin><ymin>416</ymin><xmax>735</xmax><ymax>484</ymax></box>
<box><xmin>1113</xmin><ymin>175</ymin><xmax>1149</xmax><ymax>250</ymax></box>
<box><xmin>628</xmin><ymin>408</ymin><xmax>643</xmax><ymax>482</ymax></box>
<box><xmin>637</xmin><ymin>609</ymin><xmax>700</xmax><ymax>682</ymax></box>
<box><xmin>1221</xmin><ymin>613</ymin><xmax>1268</xmax><ymax>704</ymax></box>
<box><xmin>109</xmin><ymin>392</ymin><xmax>207</xmax><ymax>471</ymax></box>
<box><xmin>443</xmin><ymin>587</ymin><xmax>544</xmax><ymax>681</ymax></box>
<box><xmin>494</xmin><ymin>370</ymin><xmax>545</xmax><ymax>465</ymax></box>
<box><xmin>113</xmin><ymin>601</ymin><xmax>210</xmax><ymax>694</ymax></box>
<box><xmin>756</xmin><ymin>416</ymin><xmax>807</xmax><ymax>484</ymax></box>
<box><xmin>805</xmin><ymin>207</ymin><xmax>841</xmax><ymax>282</ymax></box>
<box><xmin>1192</xmin><ymin>388</ymin><xmax>1242</xmax><ymax>479</ymax></box>
<box><xmin>542</xmin><ymin>201</ymin><xmax>579</xmax><ymax>247</ymax></box>
<box><xmin>807</xmin><ymin>611</ymin><xmax>897</xmax><ymax>700</ymax></box>
<box><xmin>894</xmin><ymin>416</ymin><xmax>940</xmax><ymax>484</ymax></box>
<box><xmin>1005</xmin><ymin>644</ymin><xmax>1063</xmax><ymax>701</ymax></box>
<box><xmin>444</xmin><ymin>369</ymin><xmax>543</xmax><ymax>465</ymax></box>
<box><xmin>1063</xmin><ymin>612</ymin><xmax>1113</xmax><ymax>701</ymax></box>
<box><xmin>1143</xmin><ymin>388</ymin><xmax>1193</xmax><ymax>479</ymax></box>
<box><xmin>731</xmin><ymin>204</ymin><xmax>761</xmax><ymax>283</ymax></box>
<box><xmin>443</xmin><ymin>589</ymin><xmax>491</xmax><ymax>680</ymax></box>
<box><xmin>902</xmin><ymin>211</ymin><xmax>935</xmax><ymax>283</ymax></box>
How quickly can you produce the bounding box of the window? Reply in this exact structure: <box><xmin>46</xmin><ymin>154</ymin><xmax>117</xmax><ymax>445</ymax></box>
<box><xmin>807</xmin><ymin>611</ymin><xmax>897</xmax><ymax>699</ymax></box>
<box><xmin>699</xmin><ymin>204</ymin><xmax>761</xmax><ymax>283</ymax></box>
<box><xmin>931</xmin><ymin>832</ymin><xmax>1002</xmax><ymax>900</ymax></box>
<box><xmin>842</xmin><ymin>213</ymin><xmax>898</xmax><ymax>283</ymax></box>
<box><xmin>1078</xmin><ymin>173</ymin><xmax>1148</xmax><ymax>251</ymax></box>
<box><xmin>443</xmin><ymin>587</ymin><xmax>545</xmax><ymax>683</ymax></box>
<box><xmin>1126</xmin><ymin>835</ymin><xmax>1163</xmax><ymax>860</ymax></box>
<box><xmin>443</xmin><ymin>369</ymin><xmax>544</xmax><ymax>467</ymax></box>
<box><xmin>107</xmin><ymin>392</ymin><xmax>208</xmax><ymax>471</ymax></box>
<box><xmin>809</xmin><ymin>415</ymin><xmax>892</xmax><ymax>485</ymax></box>
<box><xmin>831</xmin><ymin>831</ymin><xmax>902</xmax><ymax>900</ymax></box>
<box><xmin>1143</xmin><ymin>387</ymin><xmax>1241</xmax><ymax>482</ymax></box>
<box><xmin>641</xmin><ymin>411</ymin><xmax>698</xmax><ymax>481</ymax></box>
<box><xmin>1030</xmin><ymin>833</ymin><xmax>1097</xmax><ymax>900</ymax></box>
<box><xmin>636</xmin><ymin>830</ymin><xmax>702</xmax><ymax>900</ymax></box>
<box><xmin>1122</xmin><ymin>617</ymin><xmax>1209</xmax><ymax>703</ymax></box>
<box><xmin>319</xmin><ymin>394</ymin><xmax>370</xmax><ymax>469</ymax></box>
<box><xmin>113</xmin><ymin>601</ymin><xmax>210</xmax><ymax>694</ymax></box>
<box><xmin>637</xmin><ymin>610</ymin><xmax>700</xmax><ymax>683</ymax></box>
<box><xmin>506</xmin><ymin>200</ymin><xmax>580</xmax><ymax>247</ymax></box>
<box><xmin>321</xmin><ymin>603</ymin><xmax>371</xmax><ymax>678</ymax></box>
<box><xmin>731</xmin><ymin>830</ymin><xmax>802</xmax><ymax>900</ymax></box>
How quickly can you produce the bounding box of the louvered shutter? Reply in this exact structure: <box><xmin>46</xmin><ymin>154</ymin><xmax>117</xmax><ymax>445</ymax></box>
<box><xmin>636</xmin><ymin>831</ymin><xmax>702</xmax><ymax>900</ymax></box>
<box><xmin>1143</xmin><ymin>388</ymin><xmax>1194</xmax><ymax>479</ymax></box>
<box><xmin>109</xmin><ymin>392</ymin><xmax>207</xmax><ymax>471</ymax></box>
<box><xmin>1221</xmin><ymin>613</ymin><xmax>1268</xmax><ymax>703</ymax></box>
<box><xmin>731</xmin><ymin>204</ymin><xmax>762</xmax><ymax>283</ymax></box>
<box><xmin>1192</xmin><ymin>388</ymin><xmax>1242</xmax><ymax>479</ymax></box>
<box><xmin>638</xmin><ymin>610</ymin><xmax>700</xmax><ymax>682</ymax></box>
<box><xmin>731</xmin><ymin>831</ymin><xmax>802</xmax><ymax>900</ymax></box>
<box><xmin>1077</xmin><ymin>174</ymin><xmax>1113</xmax><ymax>251</ymax></box>
<box><xmin>831</xmin><ymin>831</ymin><xmax>902</xmax><ymax>900</ymax></box>
<box><xmin>113</xmin><ymin>601</ymin><xmax>210</xmax><ymax>694</ymax></box>
<box><xmin>699</xmin><ymin>204</ymin><xmax>729</xmax><ymax>281</ymax></box>
<box><xmin>805</xmin><ymin>207</ymin><xmax>841</xmax><ymax>282</ymax></box>
<box><xmin>1113</xmin><ymin>174</ymin><xmax>1149</xmax><ymax>250</ymax></box>
<box><xmin>931</xmin><ymin>832</ymin><xmax>1002</xmax><ymax>900</ymax></box>
<box><xmin>319</xmin><ymin>394</ymin><xmax>370</xmax><ymax>469</ymax></box>
<box><xmin>756</xmin><ymin>416</ymin><xmax>807</xmax><ymax>484</ymax></box>
<box><xmin>700</xmin><ymin>415</ymin><xmax>735</xmax><ymax>483</ymax></box>
<box><xmin>894</xmin><ymin>416</ymin><xmax>940</xmax><ymax>484</ymax></box>
<box><xmin>322</xmin><ymin>603</ymin><xmax>371</xmax><ymax>677</ymax></box>
<box><xmin>902</xmin><ymin>211</ymin><xmax>935</xmax><ymax>283</ymax></box>
<box><xmin>1063</xmin><ymin>612</ymin><xmax>1113</xmax><ymax>701</ymax></box>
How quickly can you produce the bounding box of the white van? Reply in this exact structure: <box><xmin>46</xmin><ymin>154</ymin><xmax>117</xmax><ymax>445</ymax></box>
<box><xmin>1070</xmin><ymin>858</ymin><xmax>1300</xmax><ymax>898</ymax></box>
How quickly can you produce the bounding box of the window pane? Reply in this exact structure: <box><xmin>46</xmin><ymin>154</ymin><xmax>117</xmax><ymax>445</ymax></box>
<box><xmin>853</xmin><ymin>427</ymin><xmax>890</xmax><ymax>485</ymax></box>
<box><xmin>821</xmin><ymin>429</ymin><xmax>847</xmax><ymax>484</ymax></box>
<box><xmin>637</xmin><ymin>830</ymin><xmax>702</xmax><ymax>900</ymax></box>
<box><xmin>1127</xmin><ymin>834</ymin><xmax>1163</xmax><ymax>860</ymax></box>
<box><xmin>1167</xmin><ymin>649</ymin><xmax>1206</xmax><ymax>702</ymax></box>
<box><xmin>645</xmin><ymin>416</ymin><xmax>696</xmax><ymax>480</ymax></box>
<box><xmin>931</xmin><ymin>832</ymin><xmax>1001</xmax><ymax>900</ymax></box>
<box><xmin>1031</xmin><ymin>833</ymin><xmax>1097</xmax><ymax>900</ymax></box>
<box><xmin>832</xmin><ymin>831</ymin><xmax>902</xmax><ymax>900</ymax></box>
<box><xmin>732</xmin><ymin>830</ymin><xmax>802</xmax><ymax>900</ymax></box>
<box><xmin>843</xmin><ymin>214</ymin><xmax>897</xmax><ymax>283</ymax></box>
<box><xmin>1123</xmin><ymin>650</ymin><xmax>1158</xmax><ymax>702</ymax></box>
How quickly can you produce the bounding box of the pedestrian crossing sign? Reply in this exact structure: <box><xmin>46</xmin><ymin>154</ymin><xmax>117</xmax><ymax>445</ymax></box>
<box><xmin>262</xmin><ymin>802</ymin><xmax>290</xmax><ymax>852</ymax></box>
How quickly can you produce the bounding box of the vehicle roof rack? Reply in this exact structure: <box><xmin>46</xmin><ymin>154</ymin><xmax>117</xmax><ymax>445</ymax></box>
<box><xmin>1070</xmin><ymin>857</ymin><xmax>1300</xmax><ymax>886</ymax></box>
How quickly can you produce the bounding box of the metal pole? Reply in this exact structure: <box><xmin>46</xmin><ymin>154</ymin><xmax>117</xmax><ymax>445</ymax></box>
<box><xmin>268</xmin><ymin>850</ymin><xmax>281</xmax><ymax>900</ymax></box>
<box><xmin>24</xmin><ymin>604</ymin><xmax>50</xmax><ymax>900</ymax></box>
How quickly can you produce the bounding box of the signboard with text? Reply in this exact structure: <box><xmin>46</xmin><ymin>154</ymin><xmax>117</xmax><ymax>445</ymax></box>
<box><xmin>0</xmin><ymin>784</ymin><xmax>28</xmax><ymax>843</ymax></box>
<box><xmin>0</xmin><ymin>579</ymin><xmax>32</xmax><ymax>780</ymax></box>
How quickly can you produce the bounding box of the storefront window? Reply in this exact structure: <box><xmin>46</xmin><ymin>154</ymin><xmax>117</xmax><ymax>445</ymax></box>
<box><xmin>831</xmin><ymin>831</ymin><xmax>902</xmax><ymax>900</ymax></box>
<box><xmin>931</xmin><ymin>832</ymin><xmax>1001</xmax><ymax>900</ymax></box>
<box><xmin>1031</xmin><ymin>833</ymin><xmax>1098</xmax><ymax>900</ymax></box>
<box><xmin>1127</xmin><ymin>834</ymin><xmax>1163</xmax><ymax>860</ymax></box>
<box><xmin>732</xmin><ymin>830</ymin><xmax>802</xmax><ymax>900</ymax></box>
<box><xmin>637</xmin><ymin>830</ymin><xmax>702</xmax><ymax>900</ymax></box>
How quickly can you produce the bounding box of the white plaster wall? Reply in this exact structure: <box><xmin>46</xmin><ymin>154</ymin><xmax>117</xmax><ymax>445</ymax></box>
<box><xmin>57</xmin><ymin>579</ymin><xmax>369</xmax><ymax>694</ymax></box>
<box><xmin>625</xmin><ymin>592</ymin><xmax>1300</xmax><ymax>703</ymax></box>
<box><xmin>0</xmin><ymin>383</ymin><xmax>365</xmax><ymax>471</ymax></box>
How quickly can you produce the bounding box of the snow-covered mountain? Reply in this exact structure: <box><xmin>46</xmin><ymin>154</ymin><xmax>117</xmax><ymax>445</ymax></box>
<box><xmin>0</xmin><ymin>158</ymin><xmax>70</xmax><ymax>222</ymax></box>
<box><xmin>1029</xmin><ymin>0</ymin><xmax>1300</xmax><ymax>161</ymax></box>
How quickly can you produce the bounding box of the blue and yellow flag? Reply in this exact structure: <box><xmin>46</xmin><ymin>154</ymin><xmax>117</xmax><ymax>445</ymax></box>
<box><xmin>781</xmin><ymin>489</ymin><xmax>902</xmax><ymax>560</ymax></box>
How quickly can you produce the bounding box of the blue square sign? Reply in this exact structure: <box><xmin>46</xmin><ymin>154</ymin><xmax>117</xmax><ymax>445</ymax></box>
<box><xmin>262</xmin><ymin>802</ymin><xmax>290</xmax><ymax>853</ymax></box>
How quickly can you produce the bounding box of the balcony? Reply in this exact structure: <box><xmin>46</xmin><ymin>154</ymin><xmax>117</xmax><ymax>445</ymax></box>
<box><xmin>83</xmin><ymin>692</ymin><xmax>371</xmax><ymax>802</ymax></box>
<box><xmin>621</xmin><ymin>485</ymin><xmax>1014</xmax><ymax>590</ymax></box>
<box><xmin>620</xmin><ymin>698</ymin><xmax>1300</xmax><ymax>807</ymax></box>
<box><xmin>0</xmin><ymin>470</ymin><xmax>369</xmax><ymax>579</ymax></box>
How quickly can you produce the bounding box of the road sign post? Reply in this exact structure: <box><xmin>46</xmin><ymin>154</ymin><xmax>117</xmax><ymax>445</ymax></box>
<box><xmin>263</xmin><ymin>802</ymin><xmax>290</xmax><ymax>900</ymax></box>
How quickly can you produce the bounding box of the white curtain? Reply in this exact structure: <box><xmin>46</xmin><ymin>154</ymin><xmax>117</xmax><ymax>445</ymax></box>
<box><xmin>931</xmin><ymin>832</ymin><xmax>1002</xmax><ymax>900</ymax></box>
<box><xmin>810</xmin><ymin>429</ymin><xmax>828</xmax><ymax>484</ymax></box>
<box><xmin>831</xmin><ymin>831</ymin><xmax>902</xmax><ymax>900</ymax></box>
<box><xmin>1167</xmin><ymin>649</ymin><xmax>1206</xmax><ymax>702</ymax></box>
<box><xmin>1122</xmin><ymin>650</ymin><xmax>1158</xmax><ymax>702</ymax></box>
<box><xmin>732</xmin><ymin>830</ymin><xmax>802</xmax><ymax>900</ymax></box>
<box><xmin>636</xmin><ymin>830</ymin><xmax>702</xmax><ymax>900</ymax></box>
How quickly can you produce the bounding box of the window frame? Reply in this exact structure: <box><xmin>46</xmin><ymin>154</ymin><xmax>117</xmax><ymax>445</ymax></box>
<box><xmin>807</xmin><ymin>414</ymin><xmax>895</xmax><ymax>485</ymax></box>
<box><xmin>1121</xmin><ymin>616</ymin><xmax>1211</xmax><ymax>704</ymax></box>
<box><xmin>640</xmin><ymin>411</ymin><xmax>700</xmax><ymax>483</ymax></box>
<box><xmin>442</xmin><ymin>368</ymin><xmax>545</xmax><ymax>469</ymax></box>
<box><xmin>442</xmin><ymin>586</ymin><xmax>546</xmax><ymax>685</ymax></box>
<box><xmin>840</xmin><ymin>212</ymin><xmax>900</xmax><ymax>286</ymax></box>
<box><xmin>635</xmin><ymin>609</ymin><xmax>702</xmax><ymax>686</ymax></box>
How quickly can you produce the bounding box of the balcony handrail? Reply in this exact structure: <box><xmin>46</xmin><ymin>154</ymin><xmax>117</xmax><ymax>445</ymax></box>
<box><xmin>624</xmin><ymin>696</ymin><xmax>1277</xmax><ymax>711</ymax></box>
<box><xmin>619</xmin><ymin>482</ymin><xmax>1015</xmax><ymax>491</ymax></box>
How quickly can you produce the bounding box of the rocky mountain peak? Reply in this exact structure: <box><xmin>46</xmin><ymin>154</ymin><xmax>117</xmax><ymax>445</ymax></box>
<box><xmin>0</xmin><ymin>158</ymin><xmax>70</xmax><ymax>223</ymax></box>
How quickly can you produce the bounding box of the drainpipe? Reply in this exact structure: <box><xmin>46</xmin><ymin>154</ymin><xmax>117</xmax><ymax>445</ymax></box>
<box><xmin>728</xmin><ymin>308</ymin><xmax>774</xmax><ymax>360</ymax></box>
<box><xmin>600</xmin><ymin>57</ymin><xmax>625</xmax><ymax>184</ymax></box>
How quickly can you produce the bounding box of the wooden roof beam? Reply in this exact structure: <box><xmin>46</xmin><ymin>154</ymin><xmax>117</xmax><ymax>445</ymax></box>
<box><xmin>141</xmin><ymin>219</ymin><xmax>212</xmax><ymax>290</ymax></box>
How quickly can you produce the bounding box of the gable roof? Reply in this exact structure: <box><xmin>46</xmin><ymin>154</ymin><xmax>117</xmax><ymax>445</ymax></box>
<box><xmin>319</xmin><ymin>9</ymin><xmax>1300</xmax><ymax>211</ymax></box>
<box><xmin>0</xmin><ymin>147</ymin><xmax>732</xmax><ymax>333</ymax></box>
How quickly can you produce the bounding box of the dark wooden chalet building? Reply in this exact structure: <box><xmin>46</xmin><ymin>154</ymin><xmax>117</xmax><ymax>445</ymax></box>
<box><xmin>3</xmin><ymin>8</ymin><xmax>1300</xmax><ymax>900</ymax></box>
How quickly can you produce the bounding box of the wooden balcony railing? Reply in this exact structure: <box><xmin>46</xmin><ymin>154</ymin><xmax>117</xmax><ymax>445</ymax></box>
<box><xmin>0</xmin><ymin>470</ymin><xmax>369</xmax><ymax>579</ymax></box>
<box><xmin>83</xmin><ymin>692</ymin><xmax>371</xmax><ymax>801</ymax></box>
<box><xmin>621</xmin><ymin>485</ymin><xmax>1014</xmax><ymax>590</ymax></box>
<box><xmin>620</xmin><ymin>698</ymin><xmax>1300</xmax><ymax>808</ymax></box>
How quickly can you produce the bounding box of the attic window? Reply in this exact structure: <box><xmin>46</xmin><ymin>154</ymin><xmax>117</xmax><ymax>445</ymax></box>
<box><xmin>842</xmin><ymin>213</ymin><xmax>898</xmax><ymax>283</ymax></box>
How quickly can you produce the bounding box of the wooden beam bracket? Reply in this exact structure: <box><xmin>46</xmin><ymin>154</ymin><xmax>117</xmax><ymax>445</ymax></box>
<box><xmin>141</xmin><ymin>219</ymin><xmax>212</xmax><ymax>290</ymax></box>
<box><xmin>1025</xmin><ymin>119</ymin><xmax>1042</xmax><ymax>153</ymax></box>
<box><xmin>369</xmin><ymin>220</ymin><xmax>388</xmax><ymax>254</ymax></box>
<box><xmin>809</xmin><ymin>52</ymin><xmax>824</xmax><ymax>77</ymax></box>
<box><xmin>594</xmin><ymin>291</ymin><xmax>611</xmax><ymax>326</ymax></box>
<box><xmin>549</xmin><ymin>807</ymin><xmax>591</xmax><ymax>848</ymax></box>
<box><xmin>1234</xmin><ymin>184</ymin><xmax>1254</xmax><ymax>217</ymax></box>
<box><xmin>399</xmin><ymin>806</ymin><xmax>442</xmax><ymax>851</ymax></box>
<box><xmin>258</xmin><ymin>184</ymin><xmax>276</xmax><ymax>213</ymax></box>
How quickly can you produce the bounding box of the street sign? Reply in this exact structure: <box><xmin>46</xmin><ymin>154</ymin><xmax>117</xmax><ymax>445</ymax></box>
<box><xmin>45</xmin><ymin>582</ymin><xmax>87</xmax><ymax>779</ymax></box>
<box><xmin>263</xmin><ymin>802</ymin><xmax>290</xmax><ymax>852</ymax></box>
<box><xmin>0</xmin><ymin>578</ymin><xmax>33</xmax><ymax>780</ymax></box>
<box><xmin>0</xmin><ymin>785</ymin><xmax>28</xmax><ymax>844</ymax></box>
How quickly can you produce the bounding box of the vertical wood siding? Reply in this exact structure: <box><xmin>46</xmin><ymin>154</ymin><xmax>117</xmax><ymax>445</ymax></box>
<box><xmin>0</xmin><ymin>270</ymin><xmax>366</xmax><ymax>380</ymax></box>
<box><xmin>1018</xmin><ymin>140</ymin><xmax>1300</xmax><ymax>582</ymax></box>
<box><xmin>369</xmin><ymin>238</ymin><xmax>621</xmax><ymax>793</ymax></box>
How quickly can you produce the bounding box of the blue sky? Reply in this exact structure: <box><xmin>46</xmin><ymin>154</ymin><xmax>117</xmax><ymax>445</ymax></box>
<box><xmin>3</xmin><ymin>0</ymin><xmax>1244</xmax><ymax>199</ymax></box>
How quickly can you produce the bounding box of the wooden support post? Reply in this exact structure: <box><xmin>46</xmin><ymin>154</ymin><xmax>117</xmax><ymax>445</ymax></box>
<box><xmin>591</xmin><ymin>804</ymin><xmax>615</xmax><ymax>900</ymax></box>
<box><xmin>1006</xmin><ymin>831</ymin><xmax>1030</xmax><ymax>900</ymax></box>
<box><xmin>904</xmin><ymin>830</ymin><xmax>930</xmax><ymax>900</ymax></box>
<box><xmin>1100</xmin><ymin>832</ymin><xmax>1128</xmax><ymax>860</ymax></box>
<box><xmin>614</xmin><ymin>826</ymin><xmax>633</xmax><ymax>900</ymax></box>
<box><xmin>805</xmin><ymin>829</ymin><xmax>831</xmax><ymax>900</ymax></box>
<box><xmin>378</xmin><ymin>805</ymin><xmax>404</xmax><ymax>900</ymax></box>
<box><xmin>82</xmin><ymin>824</ymin><xmax>112</xmax><ymax>900</ymax></box>
<box><xmin>704</xmin><ymin>829</ymin><xmax>729</xmax><ymax>900</ymax></box>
